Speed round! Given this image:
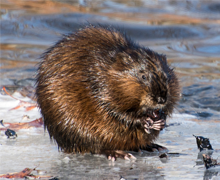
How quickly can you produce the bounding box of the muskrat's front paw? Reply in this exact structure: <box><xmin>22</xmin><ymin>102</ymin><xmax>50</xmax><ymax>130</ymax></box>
<box><xmin>151</xmin><ymin>119</ymin><xmax>166</xmax><ymax>131</ymax></box>
<box><xmin>142</xmin><ymin>143</ymin><xmax>168</xmax><ymax>152</ymax></box>
<box><xmin>143</xmin><ymin>118</ymin><xmax>166</xmax><ymax>134</ymax></box>
<box><xmin>103</xmin><ymin>150</ymin><xmax>136</xmax><ymax>161</ymax></box>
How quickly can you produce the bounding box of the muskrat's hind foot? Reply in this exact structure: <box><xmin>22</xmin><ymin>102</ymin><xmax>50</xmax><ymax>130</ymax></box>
<box><xmin>102</xmin><ymin>150</ymin><xmax>136</xmax><ymax>161</ymax></box>
<box><xmin>142</xmin><ymin>143</ymin><xmax>168</xmax><ymax>152</ymax></box>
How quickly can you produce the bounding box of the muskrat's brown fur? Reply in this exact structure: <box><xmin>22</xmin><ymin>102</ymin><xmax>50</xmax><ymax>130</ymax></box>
<box><xmin>36</xmin><ymin>26</ymin><xmax>180</xmax><ymax>157</ymax></box>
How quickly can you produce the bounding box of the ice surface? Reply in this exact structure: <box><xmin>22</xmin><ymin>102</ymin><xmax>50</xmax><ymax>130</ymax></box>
<box><xmin>0</xmin><ymin>93</ymin><xmax>219</xmax><ymax>180</ymax></box>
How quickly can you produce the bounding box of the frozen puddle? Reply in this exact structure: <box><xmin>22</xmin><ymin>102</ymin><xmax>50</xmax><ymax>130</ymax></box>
<box><xmin>0</xmin><ymin>92</ymin><xmax>219</xmax><ymax>179</ymax></box>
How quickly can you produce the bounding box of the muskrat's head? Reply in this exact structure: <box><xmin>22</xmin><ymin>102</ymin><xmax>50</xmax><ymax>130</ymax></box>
<box><xmin>101</xmin><ymin>46</ymin><xmax>180</xmax><ymax>132</ymax></box>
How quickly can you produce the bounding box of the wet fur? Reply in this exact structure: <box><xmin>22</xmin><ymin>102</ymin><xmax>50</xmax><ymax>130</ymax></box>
<box><xmin>36</xmin><ymin>26</ymin><xmax>180</xmax><ymax>154</ymax></box>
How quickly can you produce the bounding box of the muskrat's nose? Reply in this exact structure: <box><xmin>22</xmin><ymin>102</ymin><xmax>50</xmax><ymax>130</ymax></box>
<box><xmin>157</xmin><ymin>97</ymin><xmax>166</xmax><ymax>104</ymax></box>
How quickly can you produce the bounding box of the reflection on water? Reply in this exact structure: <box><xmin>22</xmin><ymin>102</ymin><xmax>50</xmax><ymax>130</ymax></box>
<box><xmin>1</xmin><ymin>0</ymin><xmax>219</xmax><ymax>120</ymax></box>
<box><xmin>0</xmin><ymin>0</ymin><xmax>220</xmax><ymax>179</ymax></box>
<box><xmin>180</xmin><ymin>84</ymin><xmax>220</xmax><ymax>118</ymax></box>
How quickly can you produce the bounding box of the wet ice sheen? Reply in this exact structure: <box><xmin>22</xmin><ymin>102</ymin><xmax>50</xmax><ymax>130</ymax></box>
<box><xmin>0</xmin><ymin>0</ymin><xmax>220</xmax><ymax>179</ymax></box>
<box><xmin>0</xmin><ymin>93</ymin><xmax>219</xmax><ymax>179</ymax></box>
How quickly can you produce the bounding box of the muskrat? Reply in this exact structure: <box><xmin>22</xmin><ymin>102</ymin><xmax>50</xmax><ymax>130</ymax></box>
<box><xmin>36</xmin><ymin>25</ymin><xmax>180</xmax><ymax>160</ymax></box>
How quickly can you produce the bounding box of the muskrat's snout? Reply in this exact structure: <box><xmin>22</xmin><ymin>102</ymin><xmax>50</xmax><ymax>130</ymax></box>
<box><xmin>145</xmin><ymin>109</ymin><xmax>165</xmax><ymax>120</ymax></box>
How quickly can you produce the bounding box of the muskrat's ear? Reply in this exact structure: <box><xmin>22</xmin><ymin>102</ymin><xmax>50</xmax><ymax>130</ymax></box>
<box><xmin>111</xmin><ymin>52</ymin><xmax>133</xmax><ymax>71</ymax></box>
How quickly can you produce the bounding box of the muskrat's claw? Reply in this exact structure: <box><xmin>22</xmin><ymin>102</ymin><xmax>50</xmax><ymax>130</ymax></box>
<box><xmin>143</xmin><ymin>117</ymin><xmax>154</xmax><ymax>134</ymax></box>
<box><xmin>103</xmin><ymin>150</ymin><xmax>136</xmax><ymax>161</ymax></box>
<box><xmin>151</xmin><ymin>119</ymin><xmax>166</xmax><ymax>131</ymax></box>
<box><xmin>143</xmin><ymin>117</ymin><xmax>166</xmax><ymax>133</ymax></box>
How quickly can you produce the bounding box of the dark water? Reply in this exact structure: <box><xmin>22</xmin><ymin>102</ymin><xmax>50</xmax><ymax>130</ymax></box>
<box><xmin>1</xmin><ymin>0</ymin><xmax>220</xmax><ymax>120</ymax></box>
<box><xmin>0</xmin><ymin>0</ymin><xmax>220</xmax><ymax>179</ymax></box>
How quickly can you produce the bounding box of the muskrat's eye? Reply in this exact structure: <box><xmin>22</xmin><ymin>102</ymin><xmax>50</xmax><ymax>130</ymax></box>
<box><xmin>142</xmin><ymin>75</ymin><xmax>146</xmax><ymax>80</ymax></box>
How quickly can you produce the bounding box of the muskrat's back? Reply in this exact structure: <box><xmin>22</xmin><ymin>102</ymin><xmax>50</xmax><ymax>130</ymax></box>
<box><xmin>36</xmin><ymin>26</ymin><xmax>180</xmax><ymax>158</ymax></box>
